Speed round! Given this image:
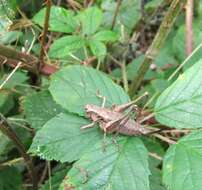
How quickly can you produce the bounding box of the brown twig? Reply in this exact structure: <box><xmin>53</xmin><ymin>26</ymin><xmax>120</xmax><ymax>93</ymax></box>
<box><xmin>39</xmin><ymin>162</ymin><xmax>48</xmax><ymax>185</ymax></box>
<box><xmin>0</xmin><ymin>44</ymin><xmax>59</xmax><ymax>75</ymax></box>
<box><xmin>39</xmin><ymin>0</ymin><xmax>51</xmax><ymax>69</ymax></box>
<box><xmin>111</xmin><ymin>0</ymin><xmax>122</xmax><ymax>30</ymax></box>
<box><xmin>129</xmin><ymin>0</ymin><xmax>187</xmax><ymax>97</ymax></box>
<box><xmin>185</xmin><ymin>0</ymin><xmax>193</xmax><ymax>56</ymax></box>
<box><xmin>0</xmin><ymin>114</ymin><xmax>37</xmax><ymax>190</ymax></box>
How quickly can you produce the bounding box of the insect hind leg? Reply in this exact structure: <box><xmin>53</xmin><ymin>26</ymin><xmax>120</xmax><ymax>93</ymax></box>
<box><xmin>96</xmin><ymin>90</ymin><xmax>106</xmax><ymax>108</ymax></box>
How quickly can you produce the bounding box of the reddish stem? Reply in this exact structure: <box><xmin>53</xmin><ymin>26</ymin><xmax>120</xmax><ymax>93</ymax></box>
<box><xmin>185</xmin><ymin>0</ymin><xmax>193</xmax><ymax>56</ymax></box>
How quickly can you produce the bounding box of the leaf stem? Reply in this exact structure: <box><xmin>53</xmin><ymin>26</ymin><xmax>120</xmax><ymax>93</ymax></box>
<box><xmin>129</xmin><ymin>0</ymin><xmax>187</xmax><ymax>96</ymax></box>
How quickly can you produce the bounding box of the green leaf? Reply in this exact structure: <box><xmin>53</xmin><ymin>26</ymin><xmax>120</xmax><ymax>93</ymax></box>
<box><xmin>0</xmin><ymin>91</ymin><xmax>14</xmax><ymax>115</ymax></box>
<box><xmin>89</xmin><ymin>40</ymin><xmax>106</xmax><ymax>58</ymax></box>
<box><xmin>151</xmin><ymin>79</ymin><xmax>169</xmax><ymax>93</ymax></box>
<box><xmin>0</xmin><ymin>71</ymin><xmax>28</xmax><ymax>89</ymax></box>
<box><xmin>163</xmin><ymin>131</ymin><xmax>202</xmax><ymax>190</ymax></box>
<box><xmin>0</xmin><ymin>31</ymin><xmax>22</xmax><ymax>44</ymax></box>
<box><xmin>49</xmin><ymin>65</ymin><xmax>129</xmax><ymax>116</ymax></box>
<box><xmin>93</xmin><ymin>30</ymin><xmax>118</xmax><ymax>42</ymax></box>
<box><xmin>80</xmin><ymin>7</ymin><xmax>103</xmax><ymax>35</ymax></box>
<box><xmin>102</xmin><ymin>0</ymin><xmax>140</xmax><ymax>31</ymax></box>
<box><xmin>0</xmin><ymin>131</ymin><xmax>11</xmax><ymax>159</ymax></box>
<box><xmin>48</xmin><ymin>35</ymin><xmax>85</xmax><ymax>58</ymax></box>
<box><xmin>33</xmin><ymin>6</ymin><xmax>77</xmax><ymax>33</ymax></box>
<box><xmin>22</xmin><ymin>90</ymin><xmax>64</xmax><ymax>130</ymax></box>
<box><xmin>155</xmin><ymin>59</ymin><xmax>202</xmax><ymax>129</ymax></box>
<box><xmin>0</xmin><ymin>167</ymin><xmax>22</xmax><ymax>190</ymax></box>
<box><xmin>29</xmin><ymin>113</ymin><xmax>102</xmax><ymax>162</ymax></box>
<box><xmin>60</xmin><ymin>137</ymin><xmax>150</xmax><ymax>190</ymax></box>
<box><xmin>40</xmin><ymin>168</ymin><xmax>67</xmax><ymax>190</ymax></box>
<box><xmin>150</xmin><ymin>167</ymin><xmax>166</xmax><ymax>190</ymax></box>
<box><xmin>0</xmin><ymin>1</ymin><xmax>15</xmax><ymax>18</ymax></box>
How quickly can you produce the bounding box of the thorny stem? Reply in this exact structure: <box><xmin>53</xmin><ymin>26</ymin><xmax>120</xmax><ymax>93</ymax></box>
<box><xmin>185</xmin><ymin>0</ymin><xmax>193</xmax><ymax>56</ymax></box>
<box><xmin>129</xmin><ymin>0</ymin><xmax>187</xmax><ymax>96</ymax></box>
<box><xmin>111</xmin><ymin>0</ymin><xmax>122</xmax><ymax>30</ymax></box>
<box><xmin>39</xmin><ymin>0</ymin><xmax>51</xmax><ymax>69</ymax></box>
<box><xmin>0</xmin><ymin>114</ymin><xmax>37</xmax><ymax>190</ymax></box>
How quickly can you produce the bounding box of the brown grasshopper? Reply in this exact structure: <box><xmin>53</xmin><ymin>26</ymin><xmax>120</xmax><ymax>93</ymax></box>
<box><xmin>81</xmin><ymin>92</ymin><xmax>152</xmax><ymax>136</ymax></box>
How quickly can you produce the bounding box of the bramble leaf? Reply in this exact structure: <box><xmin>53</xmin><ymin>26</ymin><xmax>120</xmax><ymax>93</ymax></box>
<box><xmin>93</xmin><ymin>30</ymin><xmax>118</xmax><ymax>42</ymax></box>
<box><xmin>48</xmin><ymin>36</ymin><xmax>85</xmax><ymax>59</ymax></box>
<box><xmin>29</xmin><ymin>113</ymin><xmax>102</xmax><ymax>162</ymax></box>
<box><xmin>33</xmin><ymin>6</ymin><xmax>77</xmax><ymax>33</ymax></box>
<box><xmin>0</xmin><ymin>91</ymin><xmax>14</xmax><ymax>115</ymax></box>
<box><xmin>155</xmin><ymin>60</ymin><xmax>202</xmax><ymax>128</ymax></box>
<box><xmin>163</xmin><ymin>131</ymin><xmax>202</xmax><ymax>190</ymax></box>
<box><xmin>22</xmin><ymin>90</ymin><xmax>64</xmax><ymax>129</ymax></box>
<box><xmin>49</xmin><ymin>65</ymin><xmax>130</xmax><ymax>116</ymax></box>
<box><xmin>60</xmin><ymin>137</ymin><xmax>150</xmax><ymax>190</ymax></box>
<box><xmin>80</xmin><ymin>7</ymin><xmax>103</xmax><ymax>35</ymax></box>
<box><xmin>89</xmin><ymin>40</ymin><xmax>106</xmax><ymax>58</ymax></box>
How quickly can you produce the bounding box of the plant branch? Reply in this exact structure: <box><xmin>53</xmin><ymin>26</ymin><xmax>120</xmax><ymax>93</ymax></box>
<box><xmin>0</xmin><ymin>44</ymin><xmax>58</xmax><ymax>75</ymax></box>
<box><xmin>111</xmin><ymin>0</ymin><xmax>122</xmax><ymax>30</ymax></box>
<box><xmin>0</xmin><ymin>114</ymin><xmax>37</xmax><ymax>190</ymax></box>
<box><xmin>129</xmin><ymin>0</ymin><xmax>187</xmax><ymax>97</ymax></box>
<box><xmin>39</xmin><ymin>0</ymin><xmax>51</xmax><ymax>69</ymax></box>
<box><xmin>185</xmin><ymin>0</ymin><xmax>193</xmax><ymax>56</ymax></box>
